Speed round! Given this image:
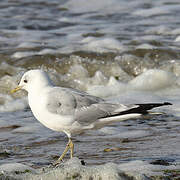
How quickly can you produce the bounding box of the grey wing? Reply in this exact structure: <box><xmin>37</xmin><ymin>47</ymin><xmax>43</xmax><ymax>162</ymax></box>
<box><xmin>46</xmin><ymin>89</ymin><xmax>76</xmax><ymax>115</ymax></box>
<box><xmin>64</xmin><ymin>87</ymin><xmax>104</xmax><ymax>107</ymax></box>
<box><xmin>45</xmin><ymin>87</ymin><xmax>138</xmax><ymax>124</ymax></box>
<box><xmin>74</xmin><ymin>103</ymin><xmax>137</xmax><ymax>125</ymax></box>
<box><xmin>46</xmin><ymin>87</ymin><xmax>104</xmax><ymax>116</ymax></box>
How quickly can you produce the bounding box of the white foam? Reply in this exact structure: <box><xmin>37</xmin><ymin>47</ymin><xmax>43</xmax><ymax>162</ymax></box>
<box><xmin>0</xmin><ymin>62</ymin><xmax>23</xmax><ymax>76</ymax></box>
<box><xmin>99</xmin><ymin>127</ymin><xmax>150</xmax><ymax>139</ymax></box>
<box><xmin>147</xmin><ymin>25</ymin><xmax>180</xmax><ymax>36</ymax></box>
<box><xmin>0</xmin><ymin>95</ymin><xmax>28</xmax><ymax>112</ymax></box>
<box><xmin>23</xmin><ymin>158</ymin><xmax>150</xmax><ymax>180</ymax></box>
<box><xmin>38</xmin><ymin>49</ymin><xmax>59</xmax><ymax>55</ymax></box>
<box><xmin>12</xmin><ymin>51</ymin><xmax>37</xmax><ymax>59</ymax></box>
<box><xmin>115</xmin><ymin>54</ymin><xmax>149</xmax><ymax>76</ymax></box>
<box><xmin>0</xmin><ymin>162</ymin><xmax>35</xmax><ymax>173</ymax></box>
<box><xmin>87</xmin><ymin>69</ymin><xmax>177</xmax><ymax>98</ymax></box>
<box><xmin>68</xmin><ymin>64</ymin><xmax>89</xmax><ymax>79</ymax></box>
<box><xmin>175</xmin><ymin>36</ymin><xmax>180</xmax><ymax>42</ymax></box>
<box><xmin>64</xmin><ymin>67</ymin><xmax>109</xmax><ymax>91</ymax></box>
<box><xmin>146</xmin><ymin>26</ymin><xmax>171</xmax><ymax>35</ymax></box>
<box><xmin>128</xmin><ymin>69</ymin><xmax>176</xmax><ymax>91</ymax></box>
<box><xmin>136</xmin><ymin>44</ymin><xmax>155</xmax><ymax>50</ymax></box>
<box><xmin>118</xmin><ymin>160</ymin><xmax>178</xmax><ymax>176</ymax></box>
<box><xmin>172</xmin><ymin>28</ymin><xmax>180</xmax><ymax>35</ymax></box>
<box><xmin>98</xmin><ymin>126</ymin><xmax>120</xmax><ymax>135</ymax></box>
<box><xmin>84</xmin><ymin>71</ymin><xmax>108</xmax><ymax>89</ymax></box>
<box><xmin>87</xmin><ymin>76</ymin><xmax>127</xmax><ymax>97</ymax></box>
<box><xmin>17</xmin><ymin>42</ymin><xmax>39</xmax><ymax>48</ymax></box>
<box><xmin>133</xmin><ymin>6</ymin><xmax>171</xmax><ymax>17</ymax></box>
<box><xmin>21</xmin><ymin>158</ymin><xmax>180</xmax><ymax>179</ymax></box>
<box><xmin>81</xmin><ymin>37</ymin><xmax>127</xmax><ymax>53</ymax></box>
<box><xmin>63</xmin><ymin>0</ymin><xmax>129</xmax><ymax>14</ymax></box>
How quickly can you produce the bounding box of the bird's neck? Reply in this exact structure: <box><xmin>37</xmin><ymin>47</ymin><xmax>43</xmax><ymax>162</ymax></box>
<box><xmin>27</xmin><ymin>84</ymin><xmax>52</xmax><ymax>114</ymax></box>
<box><xmin>28</xmin><ymin>83</ymin><xmax>52</xmax><ymax>99</ymax></box>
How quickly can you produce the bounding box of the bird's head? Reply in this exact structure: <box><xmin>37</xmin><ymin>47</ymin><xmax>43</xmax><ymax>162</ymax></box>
<box><xmin>11</xmin><ymin>69</ymin><xmax>52</xmax><ymax>94</ymax></box>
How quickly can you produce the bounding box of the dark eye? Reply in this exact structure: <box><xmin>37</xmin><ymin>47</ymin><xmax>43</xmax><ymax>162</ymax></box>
<box><xmin>24</xmin><ymin>79</ymin><xmax>28</xmax><ymax>83</ymax></box>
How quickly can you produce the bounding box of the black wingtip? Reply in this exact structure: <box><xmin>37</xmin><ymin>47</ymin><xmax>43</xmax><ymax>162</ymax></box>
<box><xmin>104</xmin><ymin>101</ymin><xmax>172</xmax><ymax>118</ymax></box>
<box><xmin>163</xmin><ymin>102</ymin><xmax>172</xmax><ymax>106</ymax></box>
<box><xmin>133</xmin><ymin>102</ymin><xmax>172</xmax><ymax>114</ymax></box>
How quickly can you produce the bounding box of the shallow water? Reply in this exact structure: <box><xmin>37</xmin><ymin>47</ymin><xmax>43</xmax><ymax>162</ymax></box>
<box><xmin>0</xmin><ymin>0</ymin><xmax>180</xmax><ymax>173</ymax></box>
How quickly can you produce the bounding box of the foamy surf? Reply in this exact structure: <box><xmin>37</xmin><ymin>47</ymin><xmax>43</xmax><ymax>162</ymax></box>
<box><xmin>1</xmin><ymin>158</ymin><xmax>179</xmax><ymax>180</ymax></box>
<box><xmin>0</xmin><ymin>0</ymin><xmax>180</xmax><ymax>179</ymax></box>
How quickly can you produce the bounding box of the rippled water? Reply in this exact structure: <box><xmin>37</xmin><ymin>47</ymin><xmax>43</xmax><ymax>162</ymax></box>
<box><xmin>0</xmin><ymin>0</ymin><xmax>180</xmax><ymax>173</ymax></box>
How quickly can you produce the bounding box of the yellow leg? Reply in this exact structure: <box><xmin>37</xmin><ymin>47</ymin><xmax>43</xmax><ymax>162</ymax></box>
<box><xmin>69</xmin><ymin>139</ymin><xmax>74</xmax><ymax>158</ymax></box>
<box><xmin>54</xmin><ymin>138</ymin><xmax>74</xmax><ymax>165</ymax></box>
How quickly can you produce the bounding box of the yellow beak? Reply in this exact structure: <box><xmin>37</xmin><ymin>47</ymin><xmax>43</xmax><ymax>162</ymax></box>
<box><xmin>11</xmin><ymin>86</ymin><xmax>22</xmax><ymax>93</ymax></box>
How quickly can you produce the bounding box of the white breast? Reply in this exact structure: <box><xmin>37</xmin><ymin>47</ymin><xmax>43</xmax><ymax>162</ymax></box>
<box><xmin>28</xmin><ymin>91</ymin><xmax>74</xmax><ymax>132</ymax></box>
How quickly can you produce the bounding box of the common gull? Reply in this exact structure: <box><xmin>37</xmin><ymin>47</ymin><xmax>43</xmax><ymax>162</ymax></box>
<box><xmin>11</xmin><ymin>69</ymin><xmax>171</xmax><ymax>164</ymax></box>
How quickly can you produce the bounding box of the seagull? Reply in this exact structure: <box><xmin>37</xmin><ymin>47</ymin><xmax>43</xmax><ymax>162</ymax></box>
<box><xmin>11</xmin><ymin>69</ymin><xmax>171</xmax><ymax>164</ymax></box>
